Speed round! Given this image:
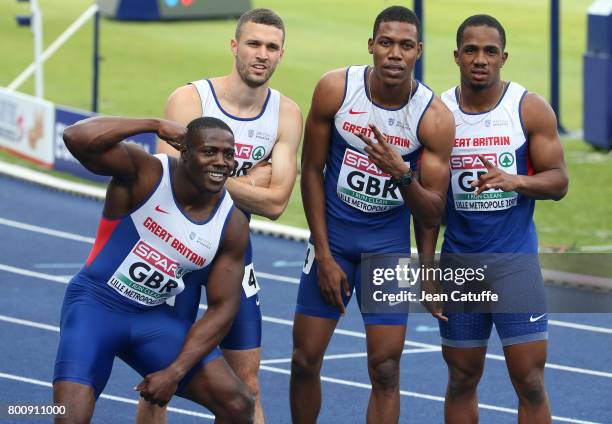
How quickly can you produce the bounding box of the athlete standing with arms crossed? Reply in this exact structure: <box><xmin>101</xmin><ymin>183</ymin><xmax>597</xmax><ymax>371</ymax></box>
<box><xmin>429</xmin><ymin>15</ymin><xmax>568</xmax><ymax>423</ymax></box>
<box><xmin>291</xmin><ymin>6</ymin><xmax>454</xmax><ymax>423</ymax></box>
<box><xmin>139</xmin><ymin>8</ymin><xmax>302</xmax><ymax>424</ymax></box>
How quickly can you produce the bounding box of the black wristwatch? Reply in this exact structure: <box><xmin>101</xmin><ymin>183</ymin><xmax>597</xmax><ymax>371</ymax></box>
<box><xmin>391</xmin><ymin>168</ymin><xmax>413</xmax><ymax>187</ymax></box>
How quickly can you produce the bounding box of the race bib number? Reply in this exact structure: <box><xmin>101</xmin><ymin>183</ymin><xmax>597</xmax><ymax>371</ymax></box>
<box><xmin>242</xmin><ymin>263</ymin><xmax>260</xmax><ymax>298</ymax></box>
<box><xmin>302</xmin><ymin>242</ymin><xmax>315</xmax><ymax>275</ymax></box>
<box><xmin>106</xmin><ymin>240</ymin><xmax>186</xmax><ymax>306</ymax></box>
<box><xmin>336</xmin><ymin>149</ymin><xmax>404</xmax><ymax>213</ymax></box>
<box><xmin>450</xmin><ymin>152</ymin><xmax>518</xmax><ymax>211</ymax></box>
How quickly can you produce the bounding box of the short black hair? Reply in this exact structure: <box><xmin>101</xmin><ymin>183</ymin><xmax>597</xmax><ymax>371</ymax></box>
<box><xmin>235</xmin><ymin>8</ymin><xmax>285</xmax><ymax>43</ymax></box>
<box><xmin>186</xmin><ymin>117</ymin><xmax>233</xmax><ymax>144</ymax></box>
<box><xmin>373</xmin><ymin>6</ymin><xmax>421</xmax><ymax>40</ymax></box>
<box><xmin>456</xmin><ymin>14</ymin><xmax>506</xmax><ymax>50</ymax></box>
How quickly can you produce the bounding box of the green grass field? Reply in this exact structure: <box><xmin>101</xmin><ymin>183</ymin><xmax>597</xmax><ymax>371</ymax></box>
<box><xmin>2</xmin><ymin>0</ymin><xmax>611</xmax><ymax>250</ymax></box>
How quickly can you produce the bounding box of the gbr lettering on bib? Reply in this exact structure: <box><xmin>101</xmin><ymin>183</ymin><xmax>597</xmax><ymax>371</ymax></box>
<box><xmin>450</xmin><ymin>151</ymin><xmax>518</xmax><ymax>211</ymax></box>
<box><xmin>106</xmin><ymin>240</ymin><xmax>186</xmax><ymax>306</ymax></box>
<box><xmin>336</xmin><ymin>149</ymin><xmax>404</xmax><ymax>213</ymax></box>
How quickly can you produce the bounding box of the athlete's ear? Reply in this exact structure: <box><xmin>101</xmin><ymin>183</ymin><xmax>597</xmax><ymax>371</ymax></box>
<box><xmin>279</xmin><ymin>47</ymin><xmax>285</xmax><ymax>62</ymax></box>
<box><xmin>368</xmin><ymin>38</ymin><xmax>374</xmax><ymax>54</ymax></box>
<box><xmin>454</xmin><ymin>49</ymin><xmax>459</xmax><ymax>65</ymax></box>
<box><xmin>501</xmin><ymin>51</ymin><xmax>508</xmax><ymax>67</ymax></box>
<box><xmin>416</xmin><ymin>42</ymin><xmax>423</xmax><ymax>60</ymax></box>
<box><xmin>230</xmin><ymin>38</ymin><xmax>238</xmax><ymax>57</ymax></box>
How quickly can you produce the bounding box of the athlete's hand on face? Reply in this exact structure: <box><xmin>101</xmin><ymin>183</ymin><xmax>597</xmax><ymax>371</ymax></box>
<box><xmin>157</xmin><ymin>119</ymin><xmax>187</xmax><ymax>153</ymax></box>
<box><xmin>134</xmin><ymin>367</ymin><xmax>180</xmax><ymax>407</ymax></box>
<box><xmin>247</xmin><ymin>161</ymin><xmax>272</xmax><ymax>188</ymax></box>
<box><xmin>356</xmin><ymin>123</ymin><xmax>410</xmax><ymax>179</ymax></box>
<box><xmin>472</xmin><ymin>154</ymin><xmax>520</xmax><ymax>196</ymax></box>
<box><xmin>316</xmin><ymin>256</ymin><xmax>350</xmax><ymax>314</ymax></box>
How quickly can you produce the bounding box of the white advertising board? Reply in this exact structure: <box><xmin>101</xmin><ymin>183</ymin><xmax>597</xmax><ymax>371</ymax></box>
<box><xmin>0</xmin><ymin>88</ymin><xmax>55</xmax><ymax>166</ymax></box>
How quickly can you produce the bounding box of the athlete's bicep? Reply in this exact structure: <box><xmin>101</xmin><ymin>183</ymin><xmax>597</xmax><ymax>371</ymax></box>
<box><xmin>205</xmin><ymin>210</ymin><xmax>249</xmax><ymax>310</ymax></box>
<box><xmin>269</xmin><ymin>100</ymin><xmax>303</xmax><ymax>194</ymax></box>
<box><xmin>522</xmin><ymin>93</ymin><xmax>566</xmax><ymax>173</ymax></box>
<box><xmin>417</xmin><ymin>99</ymin><xmax>455</xmax><ymax>194</ymax></box>
<box><xmin>302</xmin><ymin>71</ymin><xmax>345</xmax><ymax>171</ymax></box>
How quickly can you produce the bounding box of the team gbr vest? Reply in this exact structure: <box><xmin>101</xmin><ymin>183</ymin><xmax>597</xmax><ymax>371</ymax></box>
<box><xmin>73</xmin><ymin>155</ymin><xmax>235</xmax><ymax>310</ymax></box>
<box><xmin>325</xmin><ymin>65</ymin><xmax>433</xmax><ymax>227</ymax></box>
<box><xmin>441</xmin><ymin>82</ymin><xmax>538</xmax><ymax>253</ymax></box>
<box><xmin>191</xmin><ymin>79</ymin><xmax>280</xmax><ymax>176</ymax></box>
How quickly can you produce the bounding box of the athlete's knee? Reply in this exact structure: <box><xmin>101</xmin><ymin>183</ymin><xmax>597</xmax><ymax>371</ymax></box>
<box><xmin>135</xmin><ymin>397</ymin><xmax>167</xmax><ymax>424</ymax></box>
<box><xmin>220</xmin><ymin>386</ymin><xmax>255</xmax><ymax>423</ymax></box>
<box><xmin>446</xmin><ymin>363</ymin><xmax>484</xmax><ymax>399</ymax></box>
<box><xmin>367</xmin><ymin>356</ymin><xmax>400</xmax><ymax>392</ymax></box>
<box><xmin>53</xmin><ymin>381</ymin><xmax>95</xmax><ymax>424</ymax></box>
<box><xmin>514</xmin><ymin>371</ymin><xmax>546</xmax><ymax>406</ymax></box>
<box><xmin>291</xmin><ymin>348</ymin><xmax>323</xmax><ymax>379</ymax></box>
<box><xmin>242</xmin><ymin>373</ymin><xmax>260</xmax><ymax>400</ymax></box>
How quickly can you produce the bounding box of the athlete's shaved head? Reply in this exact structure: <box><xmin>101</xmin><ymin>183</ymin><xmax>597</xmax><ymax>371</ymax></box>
<box><xmin>235</xmin><ymin>8</ymin><xmax>285</xmax><ymax>44</ymax></box>
<box><xmin>457</xmin><ymin>14</ymin><xmax>506</xmax><ymax>50</ymax></box>
<box><xmin>185</xmin><ymin>117</ymin><xmax>234</xmax><ymax>147</ymax></box>
<box><xmin>373</xmin><ymin>5</ymin><xmax>421</xmax><ymax>40</ymax></box>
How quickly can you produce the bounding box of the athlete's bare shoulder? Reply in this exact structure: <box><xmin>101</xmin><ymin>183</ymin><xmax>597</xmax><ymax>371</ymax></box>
<box><xmin>167</xmin><ymin>84</ymin><xmax>200</xmax><ymax>108</ymax></box>
<box><xmin>310</xmin><ymin>68</ymin><xmax>348</xmax><ymax>118</ymax></box>
<box><xmin>418</xmin><ymin>95</ymin><xmax>455</xmax><ymax>150</ymax></box>
<box><xmin>520</xmin><ymin>91</ymin><xmax>557</xmax><ymax>134</ymax></box>
<box><xmin>279</xmin><ymin>94</ymin><xmax>302</xmax><ymax>119</ymax></box>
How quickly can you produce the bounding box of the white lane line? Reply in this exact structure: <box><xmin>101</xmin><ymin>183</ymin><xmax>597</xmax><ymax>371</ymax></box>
<box><xmin>549</xmin><ymin>319</ymin><xmax>612</xmax><ymax>334</ymax></box>
<box><xmin>0</xmin><ymin>217</ymin><xmax>95</xmax><ymax>243</ymax></box>
<box><xmin>263</xmin><ymin>348</ymin><xmax>440</xmax><ymax>364</ymax></box>
<box><xmin>256</xmin><ymin>271</ymin><xmax>300</xmax><ymax>284</ymax></box>
<box><xmin>0</xmin><ymin>313</ymin><xmax>606</xmax><ymax>424</ymax></box>
<box><xmin>1</xmin><ymin>263</ymin><xmax>610</xmax><ymax>380</ymax></box>
<box><xmin>0</xmin><ymin>264</ymin><xmax>69</xmax><ymax>283</ymax></box>
<box><xmin>2</xmin><ymin>218</ymin><xmax>612</xmax><ymax>334</ymax></box>
<box><xmin>0</xmin><ymin>372</ymin><xmax>214</xmax><ymax>419</ymax></box>
<box><xmin>0</xmin><ymin>315</ymin><xmax>59</xmax><ymax>332</ymax></box>
<box><xmin>261</xmin><ymin>347</ymin><xmax>440</xmax><ymax>365</ymax></box>
<box><xmin>259</xmin><ymin>365</ymin><xmax>600</xmax><ymax>424</ymax></box>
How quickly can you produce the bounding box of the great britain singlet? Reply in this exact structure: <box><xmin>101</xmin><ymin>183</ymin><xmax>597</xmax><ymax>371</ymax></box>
<box><xmin>71</xmin><ymin>154</ymin><xmax>234</xmax><ymax>310</ymax></box>
<box><xmin>441</xmin><ymin>82</ymin><xmax>537</xmax><ymax>253</ymax></box>
<box><xmin>191</xmin><ymin>79</ymin><xmax>281</xmax><ymax>177</ymax></box>
<box><xmin>324</xmin><ymin>65</ymin><xmax>434</xmax><ymax>228</ymax></box>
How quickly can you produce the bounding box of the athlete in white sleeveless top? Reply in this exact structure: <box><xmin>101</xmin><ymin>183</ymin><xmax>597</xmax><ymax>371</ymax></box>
<box><xmin>292</xmin><ymin>6</ymin><xmax>454</xmax><ymax>423</ymax></box>
<box><xmin>53</xmin><ymin>116</ymin><xmax>254</xmax><ymax>422</ymax></box>
<box><xmin>422</xmin><ymin>15</ymin><xmax>568</xmax><ymax>424</ymax></box>
<box><xmin>143</xmin><ymin>8</ymin><xmax>302</xmax><ymax>424</ymax></box>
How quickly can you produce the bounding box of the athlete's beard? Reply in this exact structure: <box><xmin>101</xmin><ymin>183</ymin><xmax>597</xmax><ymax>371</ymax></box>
<box><xmin>236</xmin><ymin>58</ymin><xmax>276</xmax><ymax>88</ymax></box>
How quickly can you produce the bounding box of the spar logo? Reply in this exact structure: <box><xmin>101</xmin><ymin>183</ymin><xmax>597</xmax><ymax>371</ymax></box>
<box><xmin>235</xmin><ymin>143</ymin><xmax>253</xmax><ymax>160</ymax></box>
<box><xmin>499</xmin><ymin>152</ymin><xmax>514</xmax><ymax>167</ymax></box>
<box><xmin>344</xmin><ymin>149</ymin><xmax>389</xmax><ymax>177</ymax></box>
<box><xmin>252</xmin><ymin>146</ymin><xmax>265</xmax><ymax>160</ymax></box>
<box><xmin>450</xmin><ymin>153</ymin><xmax>497</xmax><ymax>170</ymax></box>
<box><xmin>133</xmin><ymin>240</ymin><xmax>179</xmax><ymax>277</ymax></box>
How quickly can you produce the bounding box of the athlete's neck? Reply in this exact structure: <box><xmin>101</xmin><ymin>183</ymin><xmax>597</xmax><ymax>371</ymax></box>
<box><xmin>210</xmin><ymin>73</ymin><xmax>270</xmax><ymax>118</ymax></box>
<box><xmin>458</xmin><ymin>79</ymin><xmax>506</xmax><ymax>113</ymax></box>
<box><xmin>368</xmin><ymin>67</ymin><xmax>415</xmax><ymax>109</ymax></box>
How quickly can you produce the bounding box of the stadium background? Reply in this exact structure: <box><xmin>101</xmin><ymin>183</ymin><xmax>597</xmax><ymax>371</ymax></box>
<box><xmin>1</xmin><ymin>0</ymin><xmax>611</xmax><ymax>252</ymax></box>
<box><xmin>1</xmin><ymin>1</ymin><xmax>612</xmax><ymax>423</ymax></box>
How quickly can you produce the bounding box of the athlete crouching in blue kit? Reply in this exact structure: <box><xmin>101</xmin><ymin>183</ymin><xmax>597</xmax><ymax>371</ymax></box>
<box><xmin>53</xmin><ymin>116</ymin><xmax>254</xmax><ymax>423</ymax></box>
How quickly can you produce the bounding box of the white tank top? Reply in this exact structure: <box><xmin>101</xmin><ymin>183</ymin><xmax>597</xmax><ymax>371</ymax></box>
<box><xmin>328</xmin><ymin>65</ymin><xmax>433</xmax><ymax>216</ymax></box>
<box><xmin>441</xmin><ymin>82</ymin><xmax>528</xmax><ymax>212</ymax></box>
<box><xmin>191</xmin><ymin>79</ymin><xmax>281</xmax><ymax>177</ymax></box>
<box><xmin>99</xmin><ymin>154</ymin><xmax>234</xmax><ymax>307</ymax></box>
